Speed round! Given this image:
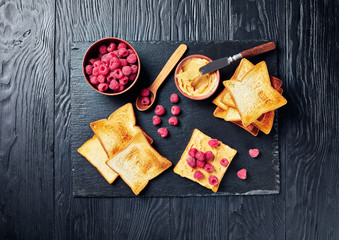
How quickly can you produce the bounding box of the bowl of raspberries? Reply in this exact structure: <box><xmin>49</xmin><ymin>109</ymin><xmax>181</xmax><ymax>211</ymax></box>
<box><xmin>82</xmin><ymin>37</ymin><xmax>140</xmax><ymax>95</ymax></box>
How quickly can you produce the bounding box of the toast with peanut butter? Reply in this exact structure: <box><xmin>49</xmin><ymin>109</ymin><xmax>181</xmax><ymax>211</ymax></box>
<box><xmin>107</xmin><ymin>132</ymin><xmax>172</xmax><ymax>195</ymax></box>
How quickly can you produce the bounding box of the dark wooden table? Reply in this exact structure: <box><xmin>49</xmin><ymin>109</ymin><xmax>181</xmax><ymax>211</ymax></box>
<box><xmin>0</xmin><ymin>0</ymin><xmax>338</xmax><ymax>239</ymax></box>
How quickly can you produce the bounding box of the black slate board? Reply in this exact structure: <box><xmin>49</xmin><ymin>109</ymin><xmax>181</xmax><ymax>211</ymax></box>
<box><xmin>71</xmin><ymin>41</ymin><xmax>280</xmax><ymax>197</ymax></box>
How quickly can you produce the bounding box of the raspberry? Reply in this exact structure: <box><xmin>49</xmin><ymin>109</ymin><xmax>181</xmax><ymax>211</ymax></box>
<box><xmin>140</xmin><ymin>97</ymin><xmax>150</xmax><ymax>105</ymax></box>
<box><xmin>128</xmin><ymin>49</ymin><xmax>134</xmax><ymax>54</ymax></box>
<box><xmin>118</xmin><ymin>84</ymin><xmax>125</xmax><ymax>92</ymax></box>
<box><xmin>107</xmin><ymin>42</ymin><xmax>116</xmax><ymax>52</ymax></box>
<box><xmin>97</xmin><ymin>75</ymin><xmax>106</xmax><ymax>83</ymax></box>
<box><xmin>118</xmin><ymin>48</ymin><xmax>129</xmax><ymax>57</ymax></box>
<box><xmin>93</xmin><ymin>60</ymin><xmax>102</xmax><ymax>68</ymax></box>
<box><xmin>130</xmin><ymin>64</ymin><xmax>138</xmax><ymax>73</ymax></box>
<box><xmin>152</xmin><ymin>116</ymin><xmax>161</xmax><ymax>125</ymax></box>
<box><xmin>122</xmin><ymin>66</ymin><xmax>132</xmax><ymax>76</ymax></box>
<box><xmin>220</xmin><ymin>158</ymin><xmax>229</xmax><ymax>167</ymax></box>
<box><xmin>188</xmin><ymin>148</ymin><xmax>198</xmax><ymax>158</ymax></box>
<box><xmin>109</xmin><ymin>80</ymin><xmax>119</xmax><ymax>90</ymax></box>
<box><xmin>120</xmin><ymin>59</ymin><xmax>128</xmax><ymax>67</ymax></box>
<box><xmin>99</xmin><ymin>45</ymin><xmax>107</xmax><ymax>54</ymax></box>
<box><xmin>237</xmin><ymin>169</ymin><xmax>247</xmax><ymax>179</ymax></box>
<box><xmin>168</xmin><ymin>116</ymin><xmax>178</xmax><ymax>126</ymax></box>
<box><xmin>99</xmin><ymin>65</ymin><xmax>109</xmax><ymax>75</ymax></box>
<box><xmin>204</xmin><ymin>163</ymin><xmax>214</xmax><ymax>172</ymax></box>
<box><xmin>205</xmin><ymin>151</ymin><xmax>214</xmax><ymax>161</ymax></box>
<box><xmin>109</xmin><ymin>60</ymin><xmax>120</xmax><ymax>71</ymax></box>
<box><xmin>119</xmin><ymin>76</ymin><xmax>129</xmax><ymax>85</ymax></box>
<box><xmin>113</xmin><ymin>69</ymin><xmax>123</xmax><ymax>79</ymax></box>
<box><xmin>92</xmin><ymin>67</ymin><xmax>100</xmax><ymax>76</ymax></box>
<box><xmin>85</xmin><ymin>65</ymin><xmax>93</xmax><ymax>75</ymax></box>
<box><xmin>113</xmin><ymin>50</ymin><xmax>119</xmax><ymax>57</ymax></box>
<box><xmin>186</xmin><ymin>157</ymin><xmax>196</xmax><ymax>168</ymax></box>
<box><xmin>118</xmin><ymin>42</ymin><xmax>127</xmax><ymax>50</ymax></box>
<box><xmin>98</xmin><ymin>83</ymin><xmax>108</xmax><ymax>92</ymax></box>
<box><xmin>196</xmin><ymin>160</ymin><xmax>206</xmax><ymax>168</ymax></box>
<box><xmin>88</xmin><ymin>58</ymin><xmax>96</xmax><ymax>65</ymax></box>
<box><xmin>170</xmin><ymin>93</ymin><xmax>179</xmax><ymax>103</ymax></box>
<box><xmin>209</xmin><ymin>175</ymin><xmax>218</xmax><ymax>186</ymax></box>
<box><xmin>106</xmin><ymin>72</ymin><xmax>115</xmax><ymax>82</ymax></box>
<box><xmin>194</xmin><ymin>170</ymin><xmax>204</xmax><ymax>180</ymax></box>
<box><xmin>141</xmin><ymin>88</ymin><xmax>149</xmax><ymax>97</ymax></box>
<box><xmin>158</xmin><ymin>127</ymin><xmax>168</xmax><ymax>138</ymax></box>
<box><xmin>101</xmin><ymin>54</ymin><xmax>110</xmax><ymax>66</ymax></box>
<box><xmin>155</xmin><ymin>105</ymin><xmax>165</xmax><ymax>116</ymax></box>
<box><xmin>249</xmin><ymin>149</ymin><xmax>260</xmax><ymax>158</ymax></box>
<box><xmin>129</xmin><ymin>74</ymin><xmax>137</xmax><ymax>81</ymax></box>
<box><xmin>108</xmin><ymin>52</ymin><xmax>117</xmax><ymax>58</ymax></box>
<box><xmin>89</xmin><ymin>75</ymin><xmax>99</xmax><ymax>85</ymax></box>
<box><xmin>171</xmin><ymin>106</ymin><xmax>181</xmax><ymax>115</ymax></box>
<box><xmin>195</xmin><ymin>151</ymin><xmax>205</xmax><ymax>161</ymax></box>
<box><xmin>127</xmin><ymin>54</ymin><xmax>137</xmax><ymax>64</ymax></box>
<box><xmin>208</xmin><ymin>139</ymin><xmax>220</xmax><ymax>148</ymax></box>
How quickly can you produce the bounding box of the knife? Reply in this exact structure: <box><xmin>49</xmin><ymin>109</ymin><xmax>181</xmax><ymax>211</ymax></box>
<box><xmin>199</xmin><ymin>42</ymin><xmax>276</xmax><ymax>75</ymax></box>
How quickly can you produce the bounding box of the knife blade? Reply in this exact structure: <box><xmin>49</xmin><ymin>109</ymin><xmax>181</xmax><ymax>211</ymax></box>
<box><xmin>199</xmin><ymin>42</ymin><xmax>276</xmax><ymax>75</ymax></box>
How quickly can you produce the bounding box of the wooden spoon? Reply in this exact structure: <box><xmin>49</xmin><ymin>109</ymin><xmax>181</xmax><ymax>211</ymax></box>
<box><xmin>136</xmin><ymin>44</ymin><xmax>187</xmax><ymax>111</ymax></box>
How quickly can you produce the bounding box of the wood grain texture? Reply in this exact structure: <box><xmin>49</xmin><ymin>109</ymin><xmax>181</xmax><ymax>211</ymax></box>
<box><xmin>228</xmin><ymin>0</ymin><xmax>287</xmax><ymax>239</ymax></box>
<box><xmin>285</xmin><ymin>0</ymin><xmax>339</xmax><ymax>239</ymax></box>
<box><xmin>0</xmin><ymin>0</ymin><xmax>55</xmax><ymax>239</ymax></box>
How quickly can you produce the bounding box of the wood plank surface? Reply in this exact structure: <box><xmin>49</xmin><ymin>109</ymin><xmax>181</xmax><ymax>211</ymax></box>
<box><xmin>0</xmin><ymin>0</ymin><xmax>55</xmax><ymax>239</ymax></box>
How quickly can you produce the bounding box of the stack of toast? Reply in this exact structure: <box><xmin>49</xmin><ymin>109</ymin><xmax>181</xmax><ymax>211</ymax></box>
<box><xmin>212</xmin><ymin>59</ymin><xmax>287</xmax><ymax>136</ymax></box>
<box><xmin>78</xmin><ymin>103</ymin><xmax>172</xmax><ymax>195</ymax></box>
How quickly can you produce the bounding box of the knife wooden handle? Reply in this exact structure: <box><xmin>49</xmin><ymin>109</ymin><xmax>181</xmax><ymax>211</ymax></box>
<box><xmin>240</xmin><ymin>42</ymin><xmax>276</xmax><ymax>58</ymax></box>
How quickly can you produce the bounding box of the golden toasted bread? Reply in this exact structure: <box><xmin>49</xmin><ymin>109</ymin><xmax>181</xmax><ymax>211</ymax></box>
<box><xmin>173</xmin><ymin>129</ymin><xmax>237</xmax><ymax>192</ymax></box>
<box><xmin>224</xmin><ymin>61</ymin><xmax>287</xmax><ymax>127</ymax></box>
<box><xmin>90</xmin><ymin>103</ymin><xmax>152</xmax><ymax>158</ymax></box>
<box><xmin>224</xmin><ymin>107</ymin><xmax>241</xmax><ymax>121</ymax></box>
<box><xmin>107</xmin><ymin>132</ymin><xmax>172</xmax><ymax>195</ymax></box>
<box><xmin>213</xmin><ymin>106</ymin><xmax>228</xmax><ymax>119</ymax></box>
<box><xmin>213</xmin><ymin>89</ymin><xmax>236</xmax><ymax>109</ymax></box>
<box><xmin>77</xmin><ymin>135</ymin><xmax>119</xmax><ymax>184</ymax></box>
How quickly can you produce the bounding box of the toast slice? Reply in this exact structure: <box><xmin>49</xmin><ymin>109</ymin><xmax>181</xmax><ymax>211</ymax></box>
<box><xmin>224</xmin><ymin>61</ymin><xmax>287</xmax><ymax>127</ymax></box>
<box><xmin>107</xmin><ymin>132</ymin><xmax>172</xmax><ymax>195</ymax></box>
<box><xmin>224</xmin><ymin>107</ymin><xmax>241</xmax><ymax>121</ymax></box>
<box><xmin>90</xmin><ymin>103</ymin><xmax>152</xmax><ymax>158</ymax></box>
<box><xmin>174</xmin><ymin>129</ymin><xmax>237</xmax><ymax>192</ymax></box>
<box><xmin>213</xmin><ymin>105</ymin><xmax>229</xmax><ymax>119</ymax></box>
<box><xmin>77</xmin><ymin>135</ymin><xmax>119</xmax><ymax>184</ymax></box>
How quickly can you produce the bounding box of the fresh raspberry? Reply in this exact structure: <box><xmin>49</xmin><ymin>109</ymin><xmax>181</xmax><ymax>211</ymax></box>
<box><xmin>194</xmin><ymin>170</ymin><xmax>204</xmax><ymax>180</ymax></box>
<box><xmin>141</xmin><ymin>88</ymin><xmax>149</xmax><ymax>97</ymax></box>
<box><xmin>98</xmin><ymin>83</ymin><xmax>108</xmax><ymax>92</ymax></box>
<box><xmin>237</xmin><ymin>169</ymin><xmax>247</xmax><ymax>179</ymax></box>
<box><xmin>101</xmin><ymin>54</ymin><xmax>110</xmax><ymax>66</ymax></box>
<box><xmin>117</xmin><ymin>42</ymin><xmax>127</xmax><ymax>50</ymax></box>
<box><xmin>152</xmin><ymin>116</ymin><xmax>161</xmax><ymax>125</ymax></box>
<box><xmin>171</xmin><ymin>106</ymin><xmax>181</xmax><ymax>115</ymax></box>
<box><xmin>89</xmin><ymin>75</ymin><xmax>99</xmax><ymax>85</ymax></box>
<box><xmin>158</xmin><ymin>127</ymin><xmax>168</xmax><ymax>138</ymax></box>
<box><xmin>141</xmin><ymin>97</ymin><xmax>150</xmax><ymax>105</ymax></box>
<box><xmin>92</xmin><ymin>67</ymin><xmax>100</xmax><ymax>76</ymax></box>
<box><xmin>127</xmin><ymin>54</ymin><xmax>137</xmax><ymax>64</ymax></box>
<box><xmin>88</xmin><ymin>58</ymin><xmax>96</xmax><ymax>65</ymax></box>
<box><xmin>118</xmin><ymin>48</ymin><xmax>129</xmax><ymax>57</ymax></box>
<box><xmin>208</xmin><ymin>139</ymin><xmax>220</xmax><ymax>148</ymax></box>
<box><xmin>130</xmin><ymin>64</ymin><xmax>138</xmax><ymax>73</ymax></box>
<box><xmin>168</xmin><ymin>116</ymin><xmax>178</xmax><ymax>126</ymax></box>
<box><xmin>106</xmin><ymin>72</ymin><xmax>115</xmax><ymax>82</ymax></box>
<box><xmin>109</xmin><ymin>59</ymin><xmax>120</xmax><ymax>71</ymax></box>
<box><xmin>220</xmin><ymin>158</ymin><xmax>229</xmax><ymax>167</ymax></box>
<box><xmin>108</xmin><ymin>52</ymin><xmax>117</xmax><ymax>58</ymax></box>
<box><xmin>113</xmin><ymin>50</ymin><xmax>119</xmax><ymax>57</ymax></box>
<box><xmin>119</xmin><ymin>76</ymin><xmax>129</xmax><ymax>85</ymax></box>
<box><xmin>120</xmin><ymin>59</ymin><xmax>128</xmax><ymax>67</ymax></box>
<box><xmin>186</xmin><ymin>157</ymin><xmax>196</xmax><ymax>168</ymax></box>
<box><xmin>99</xmin><ymin>45</ymin><xmax>107</xmax><ymax>54</ymax></box>
<box><xmin>204</xmin><ymin>163</ymin><xmax>214</xmax><ymax>172</ymax></box>
<box><xmin>111</xmin><ymin>56</ymin><xmax>120</xmax><ymax>63</ymax></box>
<box><xmin>122</xmin><ymin>66</ymin><xmax>132</xmax><ymax>76</ymax></box>
<box><xmin>109</xmin><ymin>80</ymin><xmax>119</xmax><ymax>90</ymax></box>
<box><xmin>196</xmin><ymin>160</ymin><xmax>206</xmax><ymax>168</ymax></box>
<box><xmin>93</xmin><ymin>60</ymin><xmax>102</xmax><ymax>68</ymax></box>
<box><xmin>209</xmin><ymin>175</ymin><xmax>218</xmax><ymax>186</ymax></box>
<box><xmin>170</xmin><ymin>93</ymin><xmax>179</xmax><ymax>103</ymax></box>
<box><xmin>129</xmin><ymin>74</ymin><xmax>137</xmax><ymax>81</ymax></box>
<box><xmin>249</xmin><ymin>149</ymin><xmax>260</xmax><ymax>158</ymax></box>
<box><xmin>195</xmin><ymin>151</ymin><xmax>205</xmax><ymax>161</ymax></box>
<box><xmin>97</xmin><ymin>75</ymin><xmax>106</xmax><ymax>83</ymax></box>
<box><xmin>113</xmin><ymin>69</ymin><xmax>123</xmax><ymax>79</ymax></box>
<box><xmin>155</xmin><ymin>105</ymin><xmax>165</xmax><ymax>116</ymax></box>
<box><xmin>188</xmin><ymin>148</ymin><xmax>198</xmax><ymax>158</ymax></box>
<box><xmin>107</xmin><ymin>42</ymin><xmax>116</xmax><ymax>52</ymax></box>
<box><xmin>85</xmin><ymin>65</ymin><xmax>93</xmax><ymax>75</ymax></box>
<box><xmin>118</xmin><ymin>84</ymin><xmax>125</xmax><ymax>92</ymax></box>
<box><xmin>99</xmin><ymin>65</ymin><xmax>109</xmax><ymax>75</ymax></box>
<box><xmin>205</xmin><ymin>151</ymin><xmax>214</xmax><ymax>161</ymax></box>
